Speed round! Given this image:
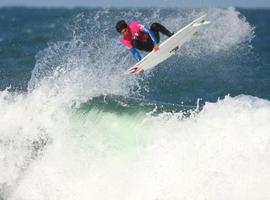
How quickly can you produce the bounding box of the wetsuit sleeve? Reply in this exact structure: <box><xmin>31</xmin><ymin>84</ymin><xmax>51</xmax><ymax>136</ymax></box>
<box><xmin>130</xmin><ymin>47</ymin><xmax>142</xmax><ymax>62</ymax></box>
<box><xmin>142</xmin><ymin>26</ymin><xmax>158</xmax><ymax>45</ymax></box>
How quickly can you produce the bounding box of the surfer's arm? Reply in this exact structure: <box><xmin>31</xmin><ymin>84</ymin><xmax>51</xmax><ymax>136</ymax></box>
<box><xmin>130</xmin><ymin>47</ymin><xmax>142</xmax><ymax>62</ymax></box>
<box><xmin>142</xmin><ymin>27</ymin><xmax>158</xmax><ymax>45</ymax></box>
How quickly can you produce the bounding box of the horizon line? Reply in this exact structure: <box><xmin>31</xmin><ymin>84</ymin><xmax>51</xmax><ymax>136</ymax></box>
<box><xmin>0</xmin><ymin>5</ymin><xmax>270</xmax><ymax>9</ymax></box>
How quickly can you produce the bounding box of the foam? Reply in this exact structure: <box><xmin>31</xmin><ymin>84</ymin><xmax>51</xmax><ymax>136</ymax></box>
<box><xmin>5</xmin><ymin>95</ymin><xmax>270</xmax><ymax>200</ymax></box>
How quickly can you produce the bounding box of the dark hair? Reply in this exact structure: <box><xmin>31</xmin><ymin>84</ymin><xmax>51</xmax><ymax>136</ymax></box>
<box><xmin>115</xmin><ymin>20</ymin><xmax>128</xmax><ymax>33</ymax></box>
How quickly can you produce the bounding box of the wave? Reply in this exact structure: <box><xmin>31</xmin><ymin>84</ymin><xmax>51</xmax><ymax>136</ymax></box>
<box><xmin>1</xmin><ymin>92</ymin><xmax>269</xmax><ymax>199</ymax></box>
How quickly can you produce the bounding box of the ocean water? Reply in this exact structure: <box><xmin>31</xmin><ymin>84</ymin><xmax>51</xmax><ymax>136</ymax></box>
<box><xmin>0</xmin><ymin>6</ymin><xmax>270</xmax><ymax>200</ymax></box>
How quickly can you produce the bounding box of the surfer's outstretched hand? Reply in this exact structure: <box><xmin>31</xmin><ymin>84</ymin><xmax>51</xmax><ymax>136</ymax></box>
<box><xmin>128</xmin><ymin>66</ymin><xmax>138</xmax><ymax>74</ymax></box>
<box><xmin>128</xmin><ymin>66</ymin><xmax>144</xmax><ymax>74</ymax></box>
<box><xmin>153</xmin><ymin>44</ymin><xmax>159</xmax><ymax>52</ymax></box>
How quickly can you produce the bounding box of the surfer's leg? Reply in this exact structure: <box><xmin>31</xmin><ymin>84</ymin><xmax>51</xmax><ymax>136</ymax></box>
<box><xmin>150</xmin><ymin>23</ymin><xmax>174</xmax><ymax>39</ymax></box>
<box><xmin>131</xmin><ymin>39</ymin><xmax>154</xmax><ymax>52</ymax></box>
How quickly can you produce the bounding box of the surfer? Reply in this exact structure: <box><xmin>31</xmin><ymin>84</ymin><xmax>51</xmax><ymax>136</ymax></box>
<box><xmin>116</xmin><ymin>20</ymin><xmax>174</xmax><ymax>62</ymax></box>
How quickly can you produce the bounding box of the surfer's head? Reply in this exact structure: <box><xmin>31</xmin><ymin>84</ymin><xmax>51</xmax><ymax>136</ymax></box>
<box><xmin>116</xmin><ymin>20</ymin><xmax>129</xmax><ymax>36</ymax></box>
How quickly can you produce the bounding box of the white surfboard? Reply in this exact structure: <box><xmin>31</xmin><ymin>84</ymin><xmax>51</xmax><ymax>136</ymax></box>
<box><xmin>127</xmin><ymin>15</ymin><xmax>210</xmax><ymax>74</ymax></box>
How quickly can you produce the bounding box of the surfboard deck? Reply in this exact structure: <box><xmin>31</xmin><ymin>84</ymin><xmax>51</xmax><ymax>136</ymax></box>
<box><xmin>127</xmin><ymin>15</ymin><xmax>209</xmax><ymax>74</ymax></box>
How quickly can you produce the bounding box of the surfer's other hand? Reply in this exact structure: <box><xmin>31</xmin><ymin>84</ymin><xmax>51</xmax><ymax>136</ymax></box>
<box><xmin>138</xmin><ymin>69</ymin><xmax>144</xmax><ymax>74</ymax></box>
<box><xmin>153</xmin><ymin>45</ymin><xmax>159</xmax><ymax>52</ymax></box>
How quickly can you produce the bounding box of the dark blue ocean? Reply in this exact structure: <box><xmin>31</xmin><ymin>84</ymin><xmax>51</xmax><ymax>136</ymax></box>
<box><xmin>0</xmin><ymin>7</ymin><xmax>270</xmax><ymax>200</ymax></box>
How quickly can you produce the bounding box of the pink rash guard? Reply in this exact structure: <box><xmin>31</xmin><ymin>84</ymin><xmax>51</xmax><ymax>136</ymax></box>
<box><xmin>122</xmin><ymin>21</ymin><xmax>150</xmax><ymax>49</ymax></box>
<box><xmin>121</xmin><ymin>21</ymin><xmax>158</xmax><ymax>61</ymax></box>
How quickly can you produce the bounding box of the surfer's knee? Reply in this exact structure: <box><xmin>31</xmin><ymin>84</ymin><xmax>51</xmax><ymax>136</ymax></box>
<box><xmin>150</xmin><ymin>23</ymin><xmax>160</xmax><ymax>31</ymax></box>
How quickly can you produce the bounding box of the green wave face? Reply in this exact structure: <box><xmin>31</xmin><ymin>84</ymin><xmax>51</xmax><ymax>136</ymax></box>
<box><xmin>70</xmin><ymin>95</ymin><xmax>196</xmax><ymax>158</ymax></box>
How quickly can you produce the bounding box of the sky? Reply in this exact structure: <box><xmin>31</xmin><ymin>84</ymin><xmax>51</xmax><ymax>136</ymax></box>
<box><xmin>0</xmin><ymin>0</ymin><xmax>269</xmax><ymax>8</ymax></box>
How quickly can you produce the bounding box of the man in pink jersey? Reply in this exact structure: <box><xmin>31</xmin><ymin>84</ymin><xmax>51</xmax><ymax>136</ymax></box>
<box><xmin>116</xmin><ymin>20</ymin><xmax>173</xmax><ymax>63</ymax></box>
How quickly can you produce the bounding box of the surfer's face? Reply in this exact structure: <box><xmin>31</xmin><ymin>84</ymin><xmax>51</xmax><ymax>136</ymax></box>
<box><xmin>121</xmin><ymin>27</ymin><xmax>129</xmax><ymax>36</ymax></box>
